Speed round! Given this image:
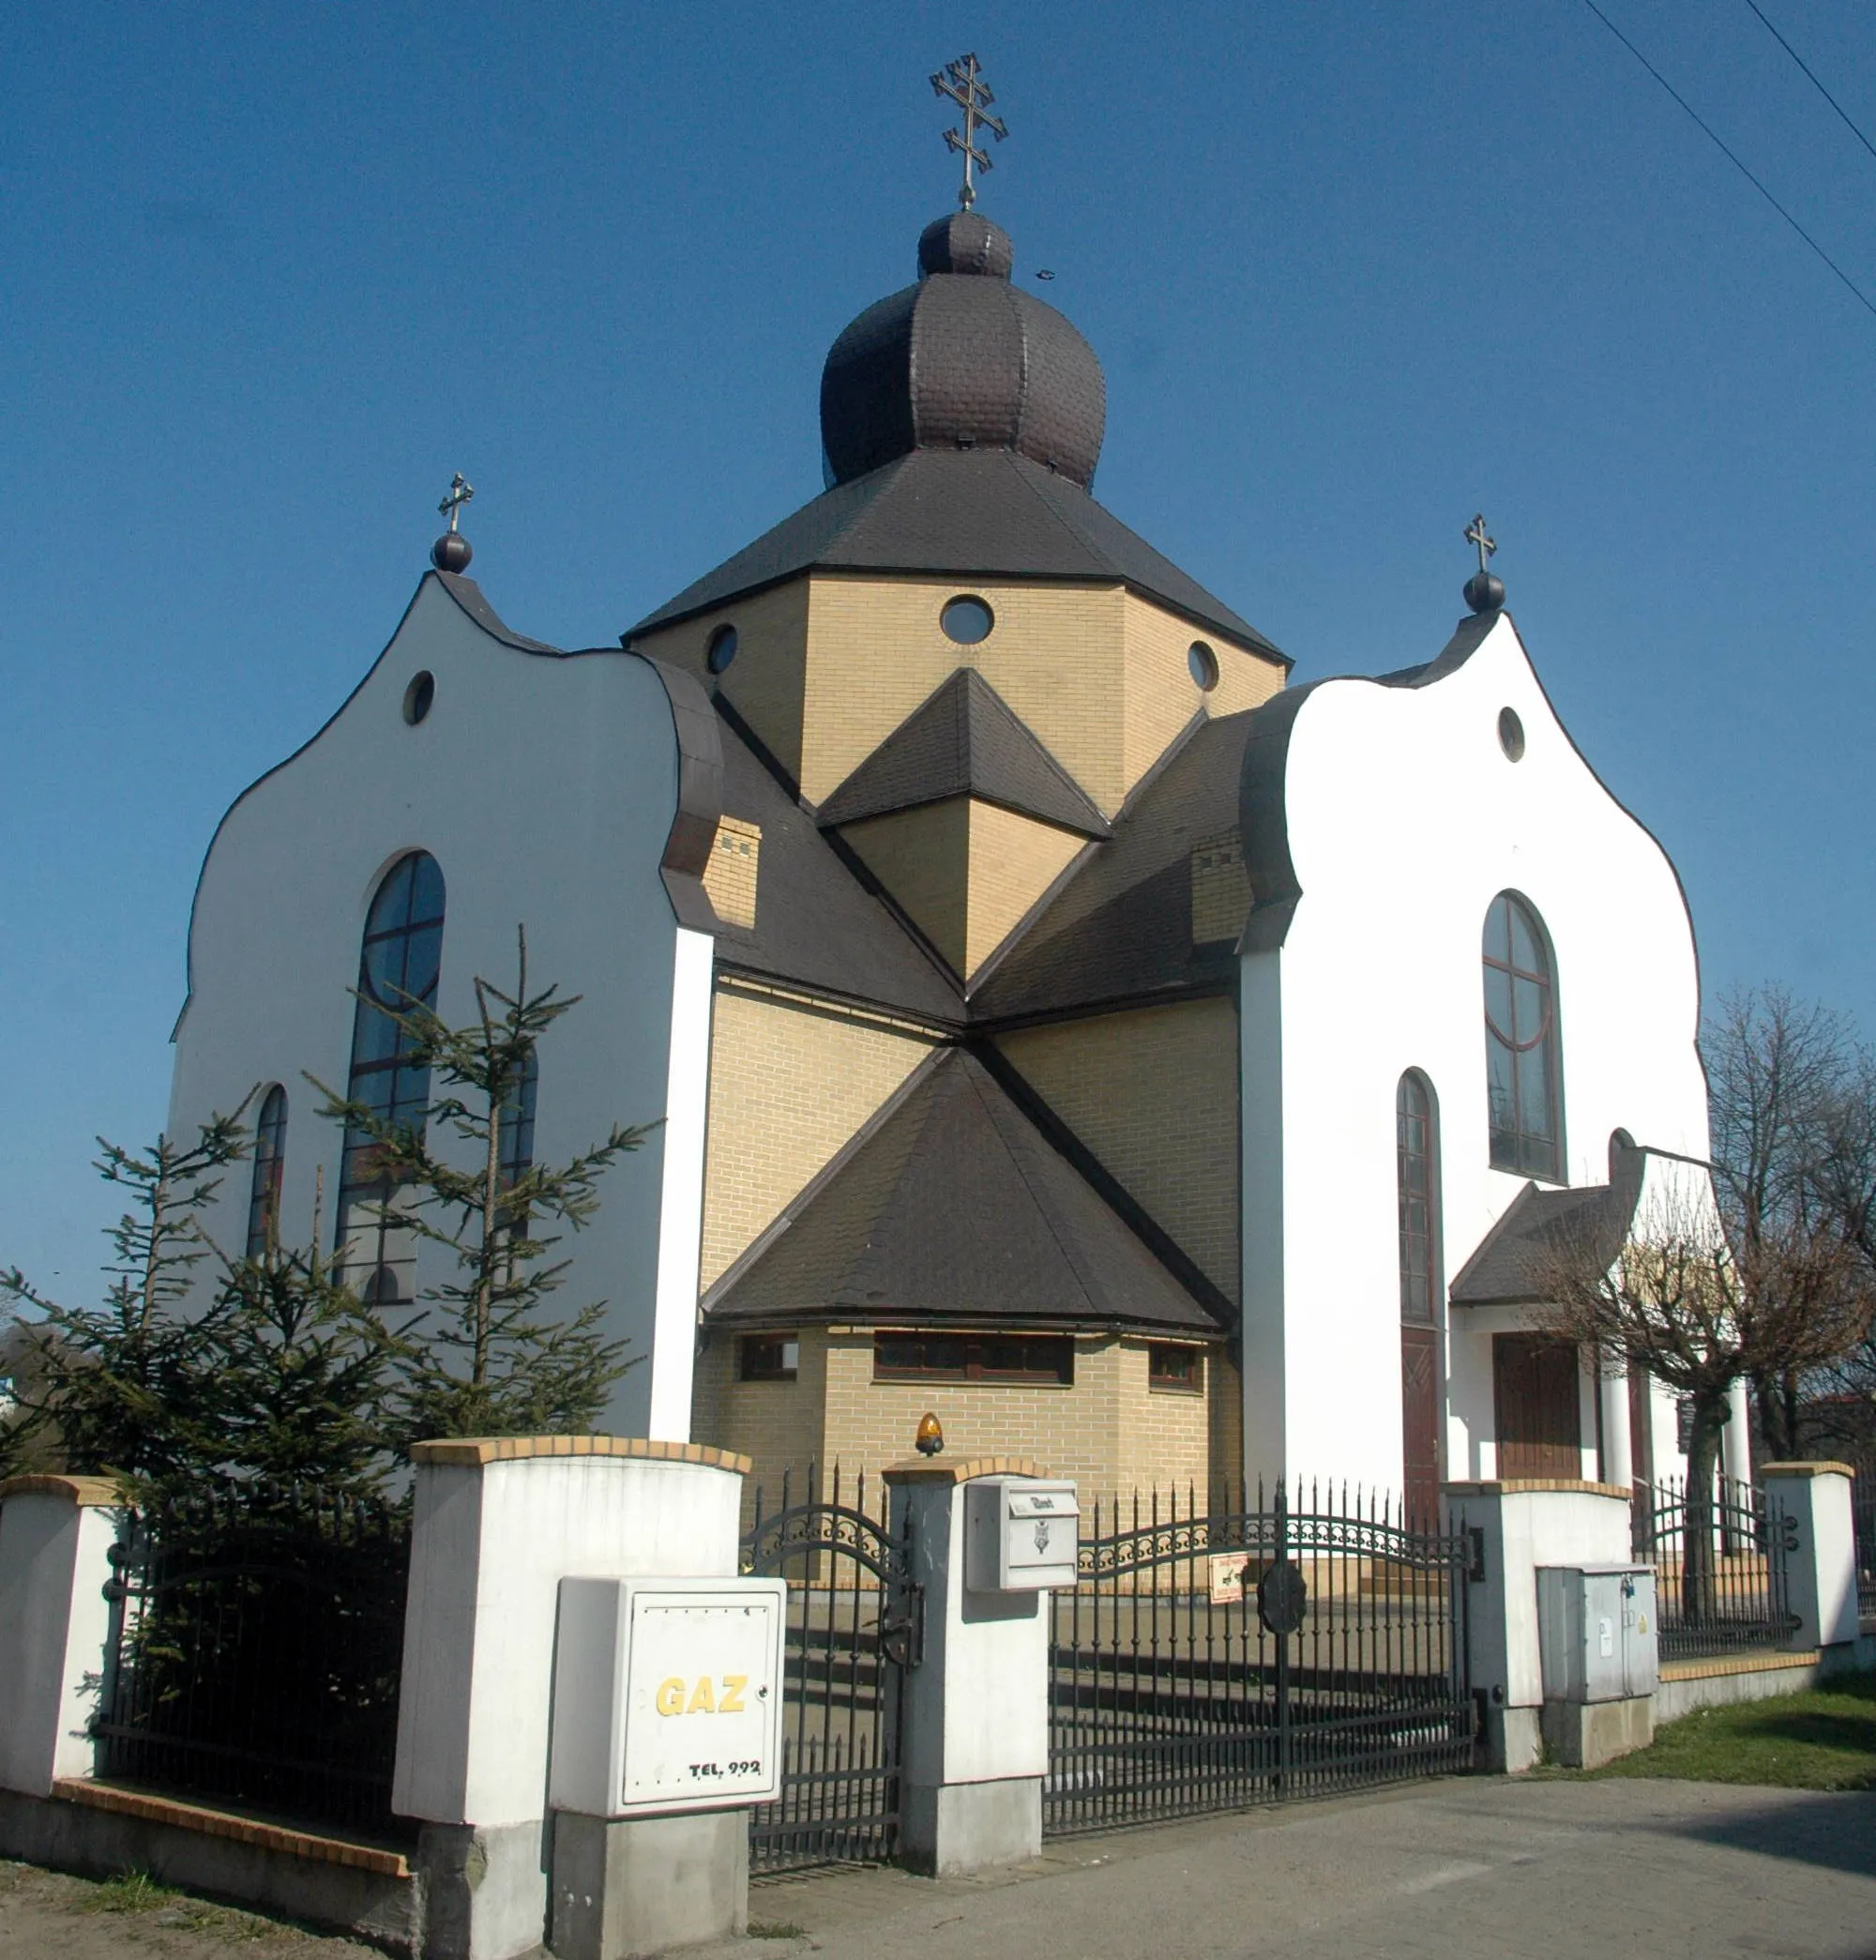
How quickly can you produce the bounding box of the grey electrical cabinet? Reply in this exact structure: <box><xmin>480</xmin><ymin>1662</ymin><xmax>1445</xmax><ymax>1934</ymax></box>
<box><xmin>963</xmin><ymin>1477</ymin><xmax>1081</xmax><ymax>1592</ymax></box>
<box><xmin>1536</xmin><ymin>1563</ymin><xmax>1659</xmax><ymax>1703</ymax></box>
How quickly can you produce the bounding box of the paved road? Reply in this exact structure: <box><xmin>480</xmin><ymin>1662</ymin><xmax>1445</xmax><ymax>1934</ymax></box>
<box><xmin>715</xmin><ymin>1778</ymin><xmax>1876</xmax><ymax>1960</ymax></box>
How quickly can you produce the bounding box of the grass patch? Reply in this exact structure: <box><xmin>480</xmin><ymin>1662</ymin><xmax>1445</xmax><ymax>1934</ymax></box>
<box><xmin>748</xmin><ymin>1920</ymin><xmax>809</xmax><ymax>1940</ymax></box>
<box><xmin>1588</xmin><ymin>1669</ymin><xmax>1876</xmax><ymax>1791</ymax></box>
<box><xmin>81</xmin><ymin>1869</ymin><xmax>183</xmax><ymax>1914</ymax></box>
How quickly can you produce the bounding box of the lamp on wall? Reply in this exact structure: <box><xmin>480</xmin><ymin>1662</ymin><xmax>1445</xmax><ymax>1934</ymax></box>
<box><xmin>915</xmin><ymin>1412</ymin><xmax>945</xmax><ymax>1457</ymax></box>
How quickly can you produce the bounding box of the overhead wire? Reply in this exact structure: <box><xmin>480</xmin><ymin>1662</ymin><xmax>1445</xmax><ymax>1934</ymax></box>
<box><xmin>1742</xmin><ymin>0</ymin><xmax>1876</xmax><ymax>169</ymax></box>
<box><xmin>1577</xmin><ymin>0</ymin><xmax>1876</xmax><ymax>322</ymax></box>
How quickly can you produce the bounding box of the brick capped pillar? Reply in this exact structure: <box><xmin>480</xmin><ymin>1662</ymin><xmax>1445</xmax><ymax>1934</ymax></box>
<box><xmin>1760</xmin><ymin>1462</ymin><xmax>1860</xmax><ymax>1652</ymax></box>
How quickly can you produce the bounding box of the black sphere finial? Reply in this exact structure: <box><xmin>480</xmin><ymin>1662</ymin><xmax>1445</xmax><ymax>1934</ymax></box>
<box><xmin>431</xmin><ymin>530</ymin><xmax>473</xmax><ymax>573</ymax></box>
<box><xmin>1464</xmin><ymin>570</ymin><xmax>1505</xmax><ymax>614</ymax></box>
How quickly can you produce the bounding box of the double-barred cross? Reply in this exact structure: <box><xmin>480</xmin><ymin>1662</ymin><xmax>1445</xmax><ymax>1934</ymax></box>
<box><xmin>1464</xmin><ymin>512</ymin><xmax>1496</xmax><ymax>574</ymax></box>
<box><xmin>438</xmin><ymin>472</ymin><xmax>475</xmax><ymax>533</ymax></box>
<box><xmin>931</xmin><ymin>53</ymin><xmax>1006</xmax><ymax>211</ymax></box>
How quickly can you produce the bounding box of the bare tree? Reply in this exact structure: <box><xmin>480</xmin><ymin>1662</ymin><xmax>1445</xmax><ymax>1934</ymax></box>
<box><xmin>1524</xmin><ymin>1176</ymin><xmax>1868</xmax><ymax>1620</ymax></box>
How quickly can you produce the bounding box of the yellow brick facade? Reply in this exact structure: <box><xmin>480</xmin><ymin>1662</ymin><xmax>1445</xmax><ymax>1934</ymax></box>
<box><xmin>698</xmin><ymin>987</ymin><xmax>934</xmax><ymax>1289</ymax></box>
<box><xmin>995</xmin><ymin>997</ymin><xmax>1242</xmax><ymax>1301</ymax></box>
<box><xmin>633</xmin><ymin>571</ymin><xmax>1286</xmax><ymax>818</ymax></box>
<box><xmin>961</xmin><ymin>801</ymin><xmax>1086</xmax><ymax>976</ymax></box>
<box><xmin>701</xmin><ymin>815</ymin><xmax>761</xmax><ymax>930</ymax></box>
<box><xmin>1190</xmin><ymin>829</ymin><xmax>1250</xmax><ymax>945</ymax></box>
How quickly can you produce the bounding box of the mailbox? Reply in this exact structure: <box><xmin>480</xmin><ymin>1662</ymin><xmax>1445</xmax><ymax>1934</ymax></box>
<box><xmin>1536</xmin><ymin>1563</ymin><xmax>1659</xmax><ymax>1703</ymax></box>
<box><xmin>550</xmin><ymin>1575</ymin><xmax>787</xmax><ymax>1818</ymax></box>
<box><xmin>963</xmin><ymin>1476</ymin><xmax>1081</xmax><ymax>1592</ymax></box>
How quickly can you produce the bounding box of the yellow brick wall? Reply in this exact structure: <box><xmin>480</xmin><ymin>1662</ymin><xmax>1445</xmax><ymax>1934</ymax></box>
<box><xmin>1122</xmin><ymin>595</ymin><xmax>1283</xmax><ymax>794</ymax></box>
<box><xmin>631</xmin><ymin>578</ymin><xmax>810</xmax><ymax>785</ymax></box>
<box><xmin>836</xmin><ymin>798</ymin><xmax>972</xmax><ymax>974</ymax></box>
<box><xmin>1190</xmin><ymin>830</ymin><xmax>1249</xmax><ymax>945</ymax></box>
<box><xmin>701</xmin><ymin>816</ymin><xmax>761</xmax><ymax>930</ymax></box>
<box><xmin>699</xmin><ymin>988</ymin><xmax>934</xmax><ymax>1288</ymax></box>
<box><xmin>995</xmin><ymin>997</ymin><xmax>1241</xmax><ymax>1301</ymax></box>
<box><xmin>691</xmin><ymin>1326</ymin><xmax>829</xmax><ymax>1516</ymax></box>
<box><xmin>963</xmin><ymin>802</ymin><xmax>1086</xmax><ymax>977</ymax></box>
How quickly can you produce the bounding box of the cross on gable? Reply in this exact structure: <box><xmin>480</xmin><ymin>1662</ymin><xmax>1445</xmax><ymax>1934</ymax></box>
<box><xmin>930</xmin><ymin>53</ymin><xmax>1007</xmax><ymax>210</ymax></box>
<box><xmin>1465</xmin><ymin>512</ymin><xmax>1496</xmax><ymax>574</ymax></box>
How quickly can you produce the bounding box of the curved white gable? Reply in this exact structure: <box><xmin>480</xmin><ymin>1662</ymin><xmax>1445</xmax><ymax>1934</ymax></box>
<box><xmin>169</xmin><ymin>574</ymin><xmax>713</xmax><ymax>1439</ymax></box>
<box><xmin>1241</xmin><ymin>612</ymin><xmax>1708</xmax><ymax>1494</ymax></box>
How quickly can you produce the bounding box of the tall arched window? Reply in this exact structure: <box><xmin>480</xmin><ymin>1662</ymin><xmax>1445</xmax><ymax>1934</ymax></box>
<box><xmin>1397</xmin><ymin>1071</ymin><xmax>1442</xmax><ymax>1523</ymax></box>
<box><xmin>246</xmin><ymin>1084</ymin><xmax>288</xmax><ymax>1258</ymax></box>
<box><xmin>1483</xmin><ymin>891</ymin><xmax>1562</xmax><ymax>1180</ymax></box>
<box><xmin>339</xmin><ymin>852</ymin><xmax>446</xmax><ymax>1302</ymax></box>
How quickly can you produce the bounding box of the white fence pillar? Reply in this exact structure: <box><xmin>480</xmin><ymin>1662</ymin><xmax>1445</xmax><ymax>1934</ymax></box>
<box><xmin>391</xmin><ymin>1438</ymin><xmax>749</xmax><ymax>1960</ymax></box>
<box><xmin>1760</xmin><ymin>1462</ymin><xmax>1860</xmax><ymax>1652</ymax></box>
<box><xmin>0</xmin><ymin>1476</ymin><xmax>123</xmax><ymax>1798</ymax></box>
<box><xmin>1444</xmin><ymin>1478</ymin><xmax>1634</xmax><ymax>1772</ymax></box>
<box><xmin>885</xmin><ymin>1458</ymin><xmax>1062</xmax><ymax>1878</ymax></box>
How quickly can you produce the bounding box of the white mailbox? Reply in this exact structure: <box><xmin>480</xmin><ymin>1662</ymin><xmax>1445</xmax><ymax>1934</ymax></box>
<box><xmin>964</xmin><ymin>1477</ymin><xmax>1081</xmax><ymax>1592</ymax></box>
<box><xmin>550</xmin><ymin>1576</ymin><xmax>787</xmax><ymax>1818</ymax></box>
<box><xmin>1536</xmin><ymin>1563</ymin><xmax>1659</xmax><ymax>1704</ymax></box>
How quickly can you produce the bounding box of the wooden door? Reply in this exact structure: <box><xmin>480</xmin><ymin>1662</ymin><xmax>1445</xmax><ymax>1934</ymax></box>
<box><xmin>1400</xmin><ymin>1326</ymin><xmax>1441</xmax><ymax>1525</ymax></box>
<box><xmin>1493</xmin><ymin>1334</ymin><xmax>1582</xmax><ymax>1479</ymax></box>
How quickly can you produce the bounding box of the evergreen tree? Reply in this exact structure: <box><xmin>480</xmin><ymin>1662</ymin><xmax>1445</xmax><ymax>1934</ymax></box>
<box><xmin>312</xmin><ymin>928</ymin><xmax>646</xmax><ymax>1442</ymax></box>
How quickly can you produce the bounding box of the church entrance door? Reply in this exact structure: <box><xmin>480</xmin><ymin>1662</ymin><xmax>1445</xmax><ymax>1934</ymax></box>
<box><xmin>1399</xmin><ymin>1326</ymin><xmax>1440</xmax><ymax>1525</ymax></box>
<box><xmin>1492</xmin><ymin>1333</ymin><xmax>1581</xmax><ymax>1479</ymax></box>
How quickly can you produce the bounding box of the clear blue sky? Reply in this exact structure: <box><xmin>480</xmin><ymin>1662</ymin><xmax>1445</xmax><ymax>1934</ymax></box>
<box><xmin>5</xmin><ymin>2</ymin><xmax>1875</xmax><ymax>1289</ymax></box>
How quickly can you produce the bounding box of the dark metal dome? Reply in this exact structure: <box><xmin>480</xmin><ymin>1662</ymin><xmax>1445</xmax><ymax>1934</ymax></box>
<box><xmin>820</xmin><ymin>214</ymin><xmax>1106</xmax><ymax>490</ymax></box>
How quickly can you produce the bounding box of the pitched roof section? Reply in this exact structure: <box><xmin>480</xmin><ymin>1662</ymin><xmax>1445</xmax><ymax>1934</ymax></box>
<box><xmin>629</xmin><ymin>448</ymin><xmax>1284</xmax><ymax>658</ymax></box>
<box><xmin>1447</xmin><ymin>1146</ymin><xmax>1647</xmax><ymax>1307</ymax></box>
<box><xmin>704</xmin><ymin>1046</ymin><xmax>1223</xmax><ymax>1336</ymax></box>
<box><xmin>969</xmin><ymin>710</ymin><xmax>1256</xmax><ymax>1019</ymax></box>
<box><xmin>816</xmin><ymin>669</ymin><xmax>1111</xmax><ymax>837</ymax></box>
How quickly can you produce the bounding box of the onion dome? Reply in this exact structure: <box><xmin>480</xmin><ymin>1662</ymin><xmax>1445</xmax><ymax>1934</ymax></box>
<box><xmin>820</xmin><ymin>213</ymin><xmax>1106</xmax><ymax>490</ymax></box>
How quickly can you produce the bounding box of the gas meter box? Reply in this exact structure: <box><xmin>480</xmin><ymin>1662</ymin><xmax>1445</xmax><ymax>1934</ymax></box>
<box><xmin>963</xmin><ymin>1477</ymin><xmax>1081</xmax><ymax>1592</ymax></box>
<box><xmin>1536</xmin><ymin>1564</ymin><xmax>1658</xmax><ymax>1703</ymax></box>
<box><xmin>550</xmin><ymin>1575</ymin><xmax>787</xmax><ymax>1818</ymax></box>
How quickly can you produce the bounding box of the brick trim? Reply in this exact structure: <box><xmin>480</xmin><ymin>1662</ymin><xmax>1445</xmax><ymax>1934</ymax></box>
<box><xmin>882</xmin><ymin>1454</ymin><xmax>1055</xmax><ymax>1485</ymax></box>
<box><xmin>1441</xmin><ymin>1479</ymin><xmax>1632</xmax><ymax>1500</ymax></box>
<box><xmin>1759</xmin><ymin>1461</ymin><xmax>1857</xmax><ymax>1480</ymax></box>
<box><xmin>0</xmin><ymin>1474</ymin><xmax>125</xmax><ymax>1508</ymax></box>
<box><xmin>51</xmin><ymin>1779</ymin><xmax>411</xmax><ymax>1877</ymax></box>
<box><xmin>407</xmin><ymin>1435</ymin><xmax>752</xmax><ymax>1474</ymax></box>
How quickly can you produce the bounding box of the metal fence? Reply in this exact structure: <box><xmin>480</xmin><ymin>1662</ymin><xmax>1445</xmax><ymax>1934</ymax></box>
<box><xmin>1630</xmin><ymin>1477</ymin><xmax>1796</xmax><ymax>1660</ymax></box>
<box><xmin>1853</xmin><ymin>1476</ymin><xmax>1876</xmax><ymax>1624</ymax></box>
<box><xmin>96</xmin><ymin>1482</ymin><xmax>411</xmax><ymax>1839</ymax></box>
<box><xmin>1046</xmin><ymin>1480</ymin><xmax>1475</xmax><ymax>1837</ymax></box>
<box><xmin>739</xmin><ymin>1466</ymin><xmax>915</xmax><ymax>1873</ymax></box>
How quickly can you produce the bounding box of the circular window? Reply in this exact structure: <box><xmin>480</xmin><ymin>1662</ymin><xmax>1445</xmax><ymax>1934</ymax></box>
<box><xmin>705</xmin><ymin>624</ymin><xmax>739</xmax><ymax>676</ymax></box>
<box><xmin>402</xmin><ymin>672</ymin><xmax>435</xmax><ymax>725</ymax></box>
<box><xmin>1498</xmin><ymin>707</ymin><xmax>1525</xmax><ymax>761</ymax></box>
<box><xmin>940</xmin><ymin>595</ymin><xmax>995</xmax><ymax>646</ymax></box>
<box><xmin>1188</xmin><ymin>641</ymin><xmax>1219</xmax><ymax>691</ymax></box>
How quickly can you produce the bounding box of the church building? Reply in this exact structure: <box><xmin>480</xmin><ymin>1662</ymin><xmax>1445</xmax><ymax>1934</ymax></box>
<box><xmin>165</xmin><ymin>182</ymin><xmax>1733</xmax><ymax>1510</ymax></box>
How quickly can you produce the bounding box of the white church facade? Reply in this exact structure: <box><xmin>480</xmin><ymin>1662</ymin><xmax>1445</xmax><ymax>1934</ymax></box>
<box><xmin>165</xmin><ymin>204</ymin><xmax>1732</xmax><ymax>1508</ymax></box>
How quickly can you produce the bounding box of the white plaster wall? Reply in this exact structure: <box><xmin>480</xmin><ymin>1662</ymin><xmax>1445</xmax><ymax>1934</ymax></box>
<box><xmin>167</xmin><ymin>575</ymin><xmax>709</xmax><ymax>1438</ymax></box>
<box><xmin>1241</xmin><ymin>615</ymin><xmax>1709</xmax><ymax>1495</ymax></box>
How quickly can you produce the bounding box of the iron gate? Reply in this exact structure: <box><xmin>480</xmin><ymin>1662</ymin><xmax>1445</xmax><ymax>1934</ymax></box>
<box><xmin>1047</xmin><ymin>1481</ymin><xmax>1474</xmax><ymax>1835</ymax></box>
<box><xmin>1631</xmin><ymin>1477</ymin><xmax>1799</xmax><ymax>1659</ymax></box>
<box><xmin>739</xmin><ymin>1466</ymin><xmax>916</xmax><ymax>1872</ymax></box>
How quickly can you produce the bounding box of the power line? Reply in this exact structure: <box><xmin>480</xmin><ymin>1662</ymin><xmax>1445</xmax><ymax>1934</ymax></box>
<box><xmin>1743</xmin><ymin>0</ymin><xmax>1876</xmax><ymax>169</ymax></box>
<box><xmin>1578</xmin><ymin>0</ymin><xmax>1876</xmax><ymax>323</ymax></box>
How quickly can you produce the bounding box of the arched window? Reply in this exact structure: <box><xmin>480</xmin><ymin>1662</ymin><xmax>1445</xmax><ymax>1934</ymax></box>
<box><xmin>245</xmin><ymin>1084</ymin><xmax>288</xmax><ymax>1258</ymax></box>
<box><xmin>1483</xmin><ymin>892</ymin><xmax>1562</xmax><ymax>1180</ymax></box>
<box><xmin>338</xmin><ymin>852</ymin><xmax>446</xmax><ymax>1302</ymax></box>
<box><xmin>498</xmin><ymin>1047</ymin><xmax>539</xmax><ymax>1234</ymax></box>
<box><xmin>1397</xmin><ymin>1071</ymin><xmax>1443</xmax><ymax>1524</ymax></box>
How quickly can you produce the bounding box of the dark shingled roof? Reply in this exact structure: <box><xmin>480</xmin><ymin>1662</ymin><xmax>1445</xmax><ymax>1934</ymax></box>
<box><xmin>712</xmin><ymin>715</ymin><xmax>961</xmax><ymax>1024</ymax></box>
<box><xmin>969</xmin><ymin>710</ymin><xmax>1256</xmax><ymax>1020</ymax></box>
<box><xmin>1447</xmin><ymin>1146</ymin><xmax>1648</xmax><ymax>1307</ymax></box>
<box><xmin>628</xmin><ymin>448</ymin><xmax>1282</xmax><ymax>656</ymax></box>
<box><xmin>704</xmin><ymin>1045</ymin><xmax>1224</xmax><ymax>1335</ymax></box>
<box><xmin>817</xmin><ymin>668</ymin><xmax>1111</xmax><ymax>838</ymax></box>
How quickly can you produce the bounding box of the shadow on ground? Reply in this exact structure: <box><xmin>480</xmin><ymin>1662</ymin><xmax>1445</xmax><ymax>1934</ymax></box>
<box><xmin>1647</xmin><ymin>1788</ymin><xmax>1876</xmax><ymax>1880</ymax></box>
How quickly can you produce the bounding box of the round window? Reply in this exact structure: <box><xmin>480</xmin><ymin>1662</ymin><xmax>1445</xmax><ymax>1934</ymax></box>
<box><xmin>1498</xmin><ymin>707</ymin><xmax>1525</xmax><ymax>761</ymax></box>
<box><xmin>1188</xmin><ymin>641</ymin><xmax>1219</xmax><ymax>691</ymax></box>
<box><xmin>706</xmin><ymin>624</ymin><xmax>739</xmax><ymax>676</ymax></box>
<box><xmin>940</xmin><ymin>595</ymin><xmax>995</xmax><ymax>646</ymax></box>
<box><xmin>402</xmin><ymin>672</ymin><xmax>435</xmax><ymax>725</ymax></box>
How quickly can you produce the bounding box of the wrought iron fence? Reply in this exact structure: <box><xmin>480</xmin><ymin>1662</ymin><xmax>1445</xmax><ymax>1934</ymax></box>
<box><xmin>97</xmin><ymin>1481</ymin><xmax>411</xmax><ymax>1839</ymax></box>
<box><xmin>1853</xmin><ymin>1476</ymin><xmax>1876</xmax><ymax>1623</ymax></box>
<box><xmin>1046</xmin><ymin>1480</ymin><xmax>1475</xmax><ymax>1837</ymax></box>
<box><xmin>739</xmin><ymin>1466</ymin><xmax>914</xmax><ymax>1873</ymax></box>
<box><xmin>1630</xmin><ymin>1476</ymin><xmax>1796</xmax><ymax>1660</ymax></box>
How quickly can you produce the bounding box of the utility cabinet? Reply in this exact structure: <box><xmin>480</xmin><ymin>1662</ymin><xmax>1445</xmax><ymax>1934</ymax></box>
<box><xmin>963</xmin><ymin>1477</ymin><xmax>1081</xmax><ymax>1592</ymax></box>
<box><xmin>1536</xmin><ymin>1563</ymin><xmax>1659</xmax><ymax>1703</ymax></box>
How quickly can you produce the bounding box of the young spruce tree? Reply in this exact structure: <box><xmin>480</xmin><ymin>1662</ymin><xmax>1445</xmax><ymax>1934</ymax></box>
<box><xmin>313</xmin><ymin>928</ymin><xmax>647</xmax><ymax>1443</ymax></box>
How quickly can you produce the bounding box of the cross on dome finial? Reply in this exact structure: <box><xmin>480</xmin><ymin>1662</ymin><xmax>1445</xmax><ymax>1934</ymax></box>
<box><xmin>431</xmin><ymin>472</ymin><xmax>476</xmax><ymax>573</ymax></box>
<box><xmin>1462</xmin><ymin>511</ymin><xmax>1505</xmax><ymax>615</ymax></box>
<box><xmin>931</xmin><ymin>53</ymin><xmax>1006</xmax><ymax>210</ymax></box>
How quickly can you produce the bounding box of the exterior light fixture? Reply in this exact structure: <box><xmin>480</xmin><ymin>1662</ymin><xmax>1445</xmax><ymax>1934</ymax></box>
<box><xmin>915</xmin><ymin>1411</ymin><xmax>945</xmax><ymax>1457</ymax></box>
